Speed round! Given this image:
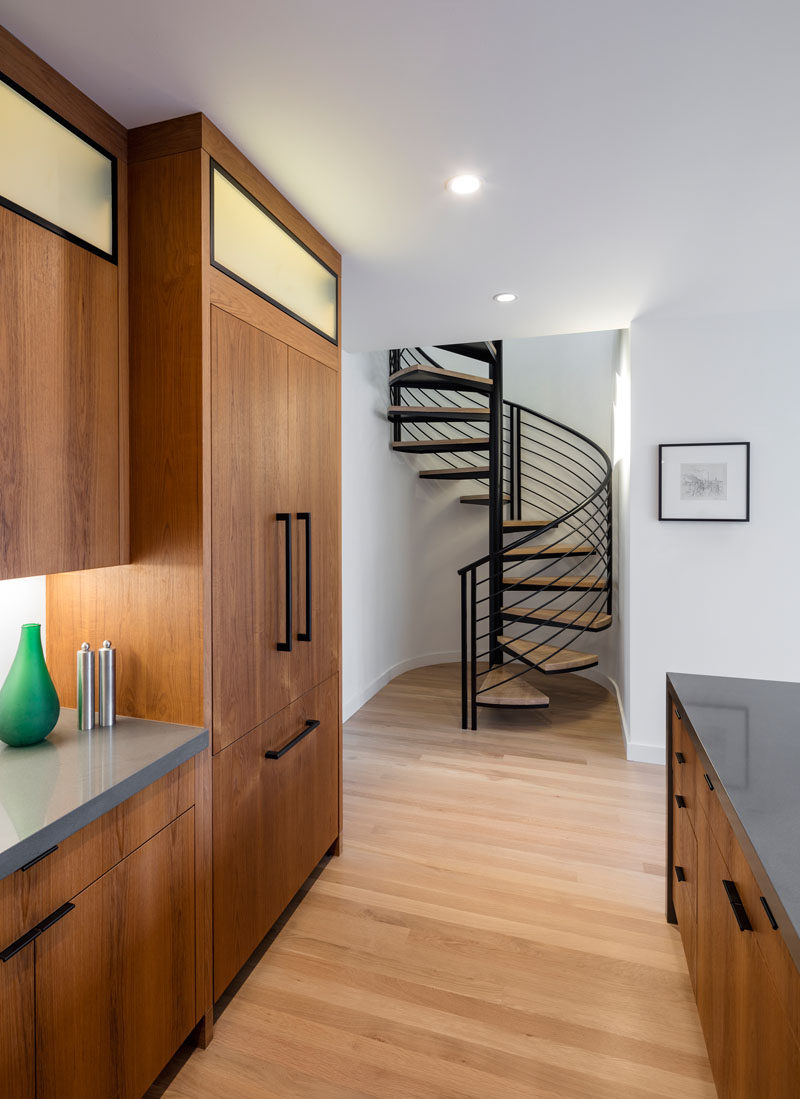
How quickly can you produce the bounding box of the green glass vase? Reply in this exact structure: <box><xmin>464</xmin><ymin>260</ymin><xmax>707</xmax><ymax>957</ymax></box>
<box><xmin>0</xmin><ymin>624</ymin><xmax>60</xmax><ymax>747</ymax></box>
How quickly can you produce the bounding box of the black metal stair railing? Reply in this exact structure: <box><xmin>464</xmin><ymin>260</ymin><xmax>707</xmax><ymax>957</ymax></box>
<box><xmin>387</xmin><ymin>343</ymin><xmax>612</xmax><ymax>731</ymax></box>
<box><xmin>460</xmin><ymin>401</ymin><xmax>612</xmax><ymax>729</ymax></box>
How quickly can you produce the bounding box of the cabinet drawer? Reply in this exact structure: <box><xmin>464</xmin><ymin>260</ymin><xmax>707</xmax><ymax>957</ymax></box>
<box><xmin>672</xmin><ymin>801</ymin><xmax>698</xmax><ymax>990</ymax></box>
<box><xmin>671</xmin><ymin>704</ymin><xmax>698</xmax><ymax>826</ymax></box>
<box><xmin>213</xmin><ymin>675</ymin><xmax>339</xmax><ymax>999</ymax></box>
<box><xmin>0</xmin><ymin>759</ymin><xmax>194</xmax><ymax>950</ymax></box>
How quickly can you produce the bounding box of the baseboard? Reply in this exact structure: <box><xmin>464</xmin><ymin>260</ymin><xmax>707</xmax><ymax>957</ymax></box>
<box><xmin>343</xmin><ymin>651</ymin><xmax>461</xmax><ymax>722</ymax></box>
<box><xmin>576</xmin><ymin>667</ymin><xmax>663</xmax><ymax>765</ymax></box>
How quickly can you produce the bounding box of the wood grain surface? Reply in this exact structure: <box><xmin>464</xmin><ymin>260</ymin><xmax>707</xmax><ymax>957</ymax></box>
<box><xmin>148</xmin><ymin>663</ymin><xmax>714</xmax><ymax>1098</ymax></box>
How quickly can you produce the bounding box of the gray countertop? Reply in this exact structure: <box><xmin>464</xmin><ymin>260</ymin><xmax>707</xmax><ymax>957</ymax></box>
<box><xmin>0</xmin><ymin>709</ymin><xmax>207</xmax><ymax>880</ymax></box>
<box><xmin>668</xmin><ymin>672</ymin><xmax>800</xmax><ymax>968</ymax></box>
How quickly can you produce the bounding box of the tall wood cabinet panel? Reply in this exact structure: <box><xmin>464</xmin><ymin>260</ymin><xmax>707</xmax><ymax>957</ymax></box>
<box><xmin>46</xmin><ymin>113</ymin><xmax>343</xmax><ymax>1028</ymax></box>
<box><xmin>35</xmin><ymin>812</ymin><xmax>196</xmax><ymax>1099</ymax></box>
<box><xmin>288</xmin><ymin>349</ymin><xmax>341</xmax><ymax>699</ymax></box>
<box><xmin>211</xmin><ymin>307</ymin><xmax>292</xmax><ymax>751</ymax></box>
<box><xmin>0</xmin><ymin>27</ymin><xmax>128</xmax><ymax>579</ymax></box>
<box><xmin>0</xmin><ymin>945</ymin><xmax>35</xmax><ymax>1099</ymax></box>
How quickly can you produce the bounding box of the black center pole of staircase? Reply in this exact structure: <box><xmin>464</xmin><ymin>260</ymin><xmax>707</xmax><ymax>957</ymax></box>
<box><xmin>389</xmin><ymin>348</ymin><xmax>401</xmax><ymax>442</ymax></box>
<box><xmin>489</xmin><ymin>341</ymin><xmax>504</xmax><ymax>667</ymax></box>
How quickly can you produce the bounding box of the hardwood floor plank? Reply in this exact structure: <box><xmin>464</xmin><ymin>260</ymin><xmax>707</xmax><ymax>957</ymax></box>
<box><xmin>148</xmin><ymin>664</ymin><xmax>712</xmax><ymax>1098</ymax></box>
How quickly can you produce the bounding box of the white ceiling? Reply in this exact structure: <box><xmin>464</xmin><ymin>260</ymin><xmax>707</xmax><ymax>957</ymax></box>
<box><xmin>2</xmin><ymin>0</ymin><xmax>799</xmax><ymax>350</ymax></box>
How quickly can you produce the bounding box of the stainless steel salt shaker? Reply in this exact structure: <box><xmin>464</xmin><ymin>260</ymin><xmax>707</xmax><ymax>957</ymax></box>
<box><xmin>98</xmin><ymin>640</ymin><xmax>116</xmax><ymax>727</ymax></box>
<box><xmin>77</xmin><ymin>642</ymin><xmax>95</xmax><ymax>730</ymax></box>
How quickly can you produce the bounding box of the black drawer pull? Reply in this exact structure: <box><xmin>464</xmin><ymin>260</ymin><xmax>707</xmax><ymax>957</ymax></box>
<box><xmin>704</xmin><ymin>773</ymin><xmax>714</xmax><ymax>792</ymax></box>
<box><xmin>674</xmin><ymin>707</ymin><xmax>682</xmax><ymax>720</ymax></box>
<box><xmin>674</xmin><ymin>794</ymin><xmax>686</xmax><ymax>809</ymax></box>
<box><xmin>36</xmin><ymin>902</ymin><xmax>75</xmax><ymax>936</ymax></box>
<box><xmin>1</xmin><ymin>901</ymin><xmax>75</xmax><ymax>963</ymax></box>
<box><xmin>298</xmin><ymin>512</ymin><xmax>311</xmax><ymax>643</ymax></box>
<box><xmin>19</xmin><ymin>844</ymin><xmax>58</xmax><ymax>872</ymax></box>
<box><xmin>277</xmin><ymin>513</ymin><xmax>293</xmax><ymax>652</ymax></box>
<box><xmin>1</xmin><ymin>925</ymin><xmax>42</xmax><ymax>963</ymax></box>
<box><xmin>674</xmin><ymin>751</ymin><xmax>685</xmax><ymax>764</ymax></box>
<box><xmin>723</xmin><ymin>880</ymin><xmax>752</xmax><ymax>932</ymax></box>
<box><xmin>675</xmin><ymin>865</ymin><xmax>686</xmax><ymax>883</ymax></box>
<box><xmin>760</xmin><ymin>896</ymin><xmax>779</xmax><ymax>930</ymax></box>
<box><xmin>265</xmin><ymin>719</ymin><xmax>320</xmax><ymax>760</ymax></box>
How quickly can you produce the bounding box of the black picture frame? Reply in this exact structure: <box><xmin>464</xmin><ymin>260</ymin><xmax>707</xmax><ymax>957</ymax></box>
<box><xmin>658</xmin><ymin>441</ymin><xmax>750</xmax><ymax>522</ymax></box>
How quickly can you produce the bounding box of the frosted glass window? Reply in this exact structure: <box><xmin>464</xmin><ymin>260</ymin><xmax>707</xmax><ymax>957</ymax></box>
<box><xmin>0</xmin><ymin>73</ymin><xmax>115</xmax><ymax>259</ymax></box>
<box><xmin>211</xmin><ymin>163</ymin><xmax>337</xmax><ymax>343</ymax></box>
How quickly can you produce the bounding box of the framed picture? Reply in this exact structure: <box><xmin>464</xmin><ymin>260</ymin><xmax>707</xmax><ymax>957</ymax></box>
<box><xmin>659</xmin><ymin>441</ymin><xmax>750</xmax><ymax>521</ymax></box>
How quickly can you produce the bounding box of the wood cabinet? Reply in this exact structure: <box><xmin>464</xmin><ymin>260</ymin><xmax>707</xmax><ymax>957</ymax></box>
<box><xmin>667</xmin><ymin>683</ymin><xmax>800</xmax><ymax>1097</ymax></box>
<box><xmin>0</xmin><ymin>769</ymin><xmax>197</xmax><ymax>1097</ymax></box>
<box><xmin>0</xmin><ymin>945</ymin><xmax>35</xmax><ymax>1099</ymax></box>
<box><xmin>0</xmin><ymin>28</ymin><xmax>128</xmax><ymax>579</ymax></box>
<box><xmin>46</xmin><ymin>113</ymin><xmax>343</xmax><ymax>1026</ymax></box>
<box><xmin>36</xmin><ymin>812</ymin><xmax>195</xmax><ymax>1099</ymax></box>
<box><xmin>212</xmin><ymin>676</ymin><xmax>339</xmax><ymax>997</ymax></box>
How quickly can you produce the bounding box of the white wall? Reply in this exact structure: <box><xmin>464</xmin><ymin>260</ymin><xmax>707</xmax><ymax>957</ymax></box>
<box><xmin>626</xmin><ymin>308</ymin><xmax>800</xmax><ymax>761</ymax></box>
<box><xmin>0</xmin><ymin>576</ymin><xmax>47</xmax><ymax>682</ymax></box>
<box><xmin>341</xmin><ymin>350</ymin><xmax>485</xmax><ymax>719</ymax></box>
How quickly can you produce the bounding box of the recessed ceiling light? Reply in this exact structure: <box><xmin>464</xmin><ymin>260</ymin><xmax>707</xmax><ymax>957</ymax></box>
<box><xmin>493</xmin><ymin>291</ymin><xmax>518</xmax><ymax>303</ymax></box>
<box><xmin>445</xmin><ymin>174</ymin><xmax>482</xmax><ymax>195</ymax></box>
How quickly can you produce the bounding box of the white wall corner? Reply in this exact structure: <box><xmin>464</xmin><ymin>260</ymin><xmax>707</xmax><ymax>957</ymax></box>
<box><xmin>343</xmin><ymin>651</ymin><xmax>461</xmax><ymax>723</ymax></box>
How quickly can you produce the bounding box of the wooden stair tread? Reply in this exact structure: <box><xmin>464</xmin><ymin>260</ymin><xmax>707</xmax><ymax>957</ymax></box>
<box><xmin>390</xmin><ymin>364</ymin><xmax>493</xmax><ymax>393</ymax></box>
<box><xmin>498</xmin><ymin>636</ymin><xmax>599</xmax><ymax>673</ymax></box>
<box><xmin>503</xmin><ymin>608</ymin><xmax>612</xmax><ymax>631</ymax></box>
<box><xmin>387</xmin><ymin>405</ymin><xmax>490</xmax><ymax>422</ymax></box>
<box><xmin>461</xmin><ymin>493</ymin><xmax>510</xmax><ymax>505</ymax></box>
<box><xmin>503</xmin><ymin>542</ymin><xmax>595</xmax><ymax>559</ymax></box>
<box><xmin>420</xmin><ymin>465</ymin><xmax>490</xmax><ymax>480</ymax></box>
<box><xmin>503</xmin><ymin>518</ymin><xmax>552</xmax><ymax>531</ymax></box>
<box><xmin>392</xmin><ymin>437</ymin><xmax>490</xmax><ymax>454</ymax></box>
<box><xmin>502</xmin><ymin>574</ymin><xmax>607</xmax><ymax>591</ymax></box>
<box><xmin>476</xmin><ymin>665</ymin><xmax>549</xmax><ymax>707</ymax></box>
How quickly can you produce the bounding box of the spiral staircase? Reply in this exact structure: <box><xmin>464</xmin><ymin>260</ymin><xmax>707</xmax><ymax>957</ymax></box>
<box><xmin>388</xmin><ymin>341</ymin><xmax>612</xmax><ymax>729</ymax></box>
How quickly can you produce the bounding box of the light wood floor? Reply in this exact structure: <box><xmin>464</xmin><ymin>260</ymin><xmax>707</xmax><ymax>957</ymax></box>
<box><xmin>149</xmin><ymin>663</ymin><xmax>714</xmax><ymax>1098</ymax></box>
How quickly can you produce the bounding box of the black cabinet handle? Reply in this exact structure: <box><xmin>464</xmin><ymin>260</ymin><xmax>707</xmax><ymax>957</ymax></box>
<box><xmin>674</xmin><ymin>751</ymin><xmax>685</xmax><ymax>764</ymax></box>
<box><xmin>277</xmin><ymin>513</ymin><xmax>292</xmax><ymax>652</ymax></box>
<box><xmin>723</xmin><ymin>880</ymin><xmax>752</xmax><ymax>931</ymax></box>
<box><xmin>19</xmin><ymin>844</ymin><xmax>58</xmax><ymax>871</ymax></box>
<box><xmin>265</xmin><ymin>719</ymin><xmax>320</xmax><ymax>760</ymax></box>
<box><xmin>35</xmin><ymin>902</ymin><xmax>75</xmax><ymax>936</ymax></box>
<box><xmin>760</xmin><ymin>896</ymin><xmax>779</xmax><ymax>930</ymax></box>
<box><xmin>674</xmin><ymin>707</ymin><xmax>682</xmax><ymax>720</ymax></box>
<box><xmin>674</xmin><ymin>794</ymin><xmax>686</xmax><ymax>809</ymax></box>
<box><xmin>1</xmin><ymin>901</ymin><xmax>75</xmax><ymax>963</ymax></box>
<box><xmin>704</xmin><ymin>773</ymin><xmax>715</xmax><ymax>792</ymax></box>
<box><xmin>675</xmin><ymin>865</ymin><xmax>686</xmax><ymax>883</ymax></box>
<box><xmin>298</xmin><ymin>512</ymin><xmax>311</xmax><ymax>643</ymax></box>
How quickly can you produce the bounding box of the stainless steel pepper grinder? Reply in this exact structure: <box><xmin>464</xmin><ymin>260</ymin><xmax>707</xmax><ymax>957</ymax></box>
<box><xmin>77</xmin><ymin>642</ymin><xmax>95</xmax><ymax>731</ymax></box>
<box><xmin>98</xmin><ymin>640</ymin><xmax>116</xmax><ymax>727</ymax></box>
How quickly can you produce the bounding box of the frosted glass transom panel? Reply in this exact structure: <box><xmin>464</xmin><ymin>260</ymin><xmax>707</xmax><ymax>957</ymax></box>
<box><xmin>211</xmin><ymin>164</ymin><xmax>337</xmax><ymax>343</ymax></box>
<box><xmin>0</xmin><ymin>74</ymin><xmax>115</xmax><ymax>259</ymax></box>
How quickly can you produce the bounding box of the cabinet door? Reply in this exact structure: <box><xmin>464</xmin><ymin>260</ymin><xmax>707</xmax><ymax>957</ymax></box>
<box><xmin>211</xmin><ymin>307</ymin><xmax>292</xmax><ymax>752</ymax></box>
<box><xmin>696</xmin><ymin>807</ymin><xmax>800</xmax><ymax>1097</ymax></box>
<box><xmin>287</xmin><ymin>349</ymin><xmax>340</xmax><ymax>698</ymax></box>
<box><xmin>672</xmin><ymin>802</ymin><xmax>697</xmax><ymax>990</ymax></box>
<box><xmin>0</xmin><ymin>944</ymin><xmax>35</xmax><ymax>1099</ymax></box>
<box><xmin>35</xmin><ymin>811</ymin><xmax>196</xmax><ymax>1099</ymax></box>
<box><xmin>213</xmin><ymin>675</ymin><xmax>339</xmax><ymax>998</ymax></box>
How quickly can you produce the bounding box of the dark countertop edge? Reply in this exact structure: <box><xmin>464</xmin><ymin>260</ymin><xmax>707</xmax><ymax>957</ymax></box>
<box><xmin>666</xmin><ymin>672</ymin><xmax>800</xmax><ymax>972</ymax></box>
<box><xmin>0</xmin><ymin>727</ymin><xmax>208</xmax><ymax>882</ymax></box>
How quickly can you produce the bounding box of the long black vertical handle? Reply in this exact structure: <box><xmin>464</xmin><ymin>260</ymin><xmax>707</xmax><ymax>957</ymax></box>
<box><xmin>723</xmin><ymin>880</ymin><xmax>752</xmax><ymax>932</ymax></box>
<box><xmin>298</xmin><ymin>512</ymin><xmax>311</xmax><ymax>642</ymax></box>
<box><xmin>277</xmin><ymin>513</ymin><xmax>292</xmax><ymax>652</ymax></box>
